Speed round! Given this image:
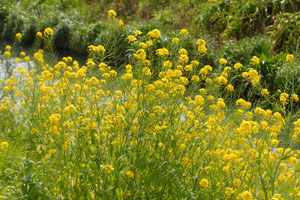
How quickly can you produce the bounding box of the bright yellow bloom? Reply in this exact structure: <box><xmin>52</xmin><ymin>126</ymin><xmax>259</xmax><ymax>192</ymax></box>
<box><xmin>240</xmin><ymin>191</ymin><xmax>253</xmax><ymax>200</ymax></box>
<box><xmin>219</xmin><ymin>58</ymin><xmax>227</xmax><ymax>65</ymax></box>
<box><xmin>135</xmin><ymin>30</ymin><xmax>142</xmax><ymax>37</ymax></box>
<box><xmin>44</xmin><ymin>27</ymin><xmax>54</xmax><ymax>37</ymax></box>
<box><xmin>199</xmin><ymin>179</ymin><xmax>209</xmax><ymax>188</ymax></box>
<box><xmin>4</xmin><ymin>51</ymin><xmax>11</xmax><ymax>58</ymax></box>
<box><xmin>147</xmin><ymin>29</ymin><xmax>161</xmax><ymax>38</ymax></box>
<box><xmin>119</xmin><ymin>19</ymin><xmax>124</xmax><ymax>26</ymax></box>
<box><xmin>279</xmin><ymin>92</ymin><xmax>289</xmax><ymax>104</ymax></box>
<box><xmin>180</xmin><ymin>28</ymin><xmax>189</xmax><ymax>35</ymax></box>
<box><xmin>172</xmin><ymin>37</ymin><xmax>179</xmax><ymax>44</ymax></box>
<box><xmin>36</xmin><ymin>32</ymin><xmax>43</xmax><ymax>38</ymax></box>
<box><xmin>16</xmin><ymin>33</ymin><xmax>22</xmax><ymax>40</ymax></box>
<box><xmin>261</xmin><ymin>89</ymin><xmax>269</xmax><ymax>96</ymax></box>
<box><xmin>107</xmin><ymin>10</ymin><xmax>117</xmax><ymax>18</ymax></box>
<box><xmin>250</xmin><ymin>56</ymin><xmax>260</xmax><ymax>65</ymax></box>
<box><xmin>126</xmin><ymin>171</ymin><xmax>135</xmax><ymax>179</ymax></box>
<box><xmin>156</xmin><ymin>48</ymin><xmax>169</xmax><ymax>57</ymax></box>
<box><xmin>0</xmin><ymin>142</ymin><xmax>8</xmax><ymax>150</ymax></box>
<box><xmin>225</xmin><ymin>84</ymin><xmax>234</xmax><ymax>92</ymax></box>
<box><xmin>5</xmin><ymin>45</ymin><xmax>11</xmax><ymax>51</ymax></box>
<box><xmin>234</xmin><ymin>62</ymin><xmax>243</xmax><ymax>70</ymax></box>
<box><xmin>127</xmin><ymin>35</ymin><xmax>137</xmax><ymax>43</ymax></box>
<box><xmin>291</xmin><ymin>94</ymin><xmax>299</xmax><ymax>102</ymax></box>
<box><xmin>286</xmin><ymin>54</ymin><xmax>294</xmax><ymax>62</ymax></box>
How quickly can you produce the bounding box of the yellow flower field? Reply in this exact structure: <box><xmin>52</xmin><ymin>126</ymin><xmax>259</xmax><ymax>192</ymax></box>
<box><xmin>0</xmin><ymin>26</ymin><xmax>300</xmax><ymax>199</ymax></box>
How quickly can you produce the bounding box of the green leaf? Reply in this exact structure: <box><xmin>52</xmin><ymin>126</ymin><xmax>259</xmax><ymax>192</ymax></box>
<box><xmin>295</xmin><ymin>163</ymin><xmax>300</xmax><ymax>172</ymax></box>
<box><xmin>23</xmin><ymin>174</ymin><xmax>31</xmax><ymax>183</ymax></box>
<box><xmin>280</xmin><ymin>187</ymin><xmax>294</xmax><ymax>193</ymax></box>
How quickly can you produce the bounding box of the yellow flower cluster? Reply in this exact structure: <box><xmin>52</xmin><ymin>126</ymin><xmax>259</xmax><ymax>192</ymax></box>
<box><xmin>2</xmin><ymin>27</ymin><xmax>300</xmax><ymax>200</ymax></box>
<box><xmin>242</xmin><ymin>69</ymin><xmax>260</xmax><ymax>86</ymax></box>
<box><xmin>196</xmin><ymin>39</ymin><xmax>207</xmax><ymax>55</ymax></box>
<box><xmin>88</xmin><ymin>45</ymin><xmax>105</xmax><ymax>53</ymax></box>
<box><xmin>147</xmin><ymin>29</ymin><xmax>161</xmax><ymax>39</ymax></box>
<box><xmin>107</xmin><ymin>9</ymin><xmax>117</xmax><ymax>18</ymax></box>
<box><xmin>250</xmin><ymin>56</ymin><xmax>260</xmax><ymax>65</ymax></box>
<box><xmin>44</xmin><ymin>27</ymin><xmax>54</xmax><ymax>37</ymax></box>
<box><xmin>286</xmin><ymin>54</ymin><xmax>294</xmax><ymax>62</ymax></box>
<box><xmin>15</xmin><ymin>33</ymin><xmax>22</xmax><ymax>40</ymax></box>
<box><xmin>156</xmin><ymin>48</ymin><xmax>169</xmax><ymax>57</ymax></box>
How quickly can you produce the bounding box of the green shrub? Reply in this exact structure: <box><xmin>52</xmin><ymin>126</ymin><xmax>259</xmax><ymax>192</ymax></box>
<box><xmin>267</xmin><ymin>12</ymin><xmax>300</xmax><ymax>53</ymax></box>
<box><xmin>215</xmin><ymin>36</ymin><xmax>272</xmax><ymax>66</ymax></box>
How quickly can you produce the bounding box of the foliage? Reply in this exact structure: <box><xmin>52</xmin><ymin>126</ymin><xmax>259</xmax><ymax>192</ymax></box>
<box><xmin>267</xmin><ymin>12</ymin><xmax>300</xmax><ymax>53</ymax></box>
<box><xmin>199</xmin><ymin>0</ymin><xmax>300</xmax><ymax>41</ymax></box>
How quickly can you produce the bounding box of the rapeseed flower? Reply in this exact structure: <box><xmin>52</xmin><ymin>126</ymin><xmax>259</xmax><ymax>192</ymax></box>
<box><xmin>286</xmin><ymin>54</ymin><xmax>294</xmax><ymax>62</ymax></box>
<box><xmin>199</xmin><ymin>179</ymin><xmax>209</xmax><ymax>188</ymax></box>
<box><xmin>0</xmin><ymin>142</ymin><xmax>8</xmax><ymax>150</ymax></box>
<box><xmin>219</xmin><ymin>58</ymin><xmax>227</xmax><ymax>65</ymax></box>
<box><xmin>36</xmin><ymin>32</ymin><xmax>43</xmax><ymax>38</ymax></box>
<box><xmin>107</xmin><ymin>10</ymin><xmax>117</xmax><ymax>18</ymax></box>
<box><xmin>180</xmin><ymin>28</ymin><xmax>189</xmax><ymax>35</ymax></box>
<box><xmin>156</xmin><ymin>48</ymin><xmax>169</xmax><ymax>57</ymax></box>
<box><xmin>147</xmin><ymin>29</ymin><xmax>161</xmax><ymax>39</ymax></box>
<box><xmin>250</xmin><ymin>56</ymin><xmax>260</xmax><ymax>65</ymax></box>
<box><xmin>16</xmin><ymin>33</ymin><xmax>22</xmax><ymax>40</ymax></box>
<box><xmin>172</xmin><ymin>37</ymin><xmax>179</xmax><ymax>44</ymax></box>
<box><xmin>44</xmin><ymin>27</ymin><xmax>54</xmax><ymax>37</ymax></box>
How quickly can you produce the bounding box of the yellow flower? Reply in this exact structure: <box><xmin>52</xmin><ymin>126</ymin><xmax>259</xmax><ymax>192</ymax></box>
<box><xmin>291</xmin><ymin>94</ymin><xmax>299</xmax><ymax>102</ymax></box>
<box><xmin>240</xmin><ymin>191</ymin><xmax>253</xmax><ymax>200</ymax></box>
<box><xmin>225</xmin><ymin>84</ymin><xmax>234</xmax><ymax>92</ymax></box>
<box><xmin>5</xmin><ymin>45</ymin><xmax>11</xmax><ymax>51</ymax></box>
<box><xmin>135</xmin><ymin>30</ymin><xmax>142</xmax><ymax>37</ymax></box>
<box><xmin>146</xmin><ymin>40</ymin><xmax>153</xmax><ymax>46</ymax></box>
<box><xmin>271</xmin><ymin>139</ymin><xmax>279</xmax><ymax>147</ymax></box>
<box><xmin>199</xmin><ymin>179</ymin><xmax>209</xmax><ymax>188</ymax></box>
<box><xmin>127</xmin><ymin>35</ymin><xmax>137</xmax><ymax>43</ymax></box>
<box><xmin>250</xmin><ymin>56</ymin><xmax>260</xmax><ymax>65</ymax></box>
<box><xmin>184</xmin><ymin>65</ymin><xmax>193</xmax><ymax>72</ymax></box>
<box><xmin>4</xmin><ymin>51</ymin><xmax>11</xmax><ymax>58</ymax></box>
<box><xmin>126</xmin><ymin>171</ymin><xmax>135</xmax><ymax>179</ymax></box>
<box><xmin>119</xmin><ymin>19</ymin><xmax>124</xmax><ymax>26</ymax></box>
<box><xmin>107</xmin><ymin>10</ymin><xmax>117</xmax><ymax>18</ymax></box>
<box><xmin>100</xmin><ymin>164</ymin><xmax>114</xmax><ymax>173</ymax></box>
<box><xmin>286</xmin><ymin>54</ymin><xmax>294</xmax><ymax>62</ymax></box>
<box><xmin>261</xmin><ymin>89</ymin><xmax>269</xmax><ymax>96</ymax></box>
<box><xmin>134</xmin><ymin>49</ymin><xmax>147</xmax><ymax>60</ymax></box>
<box><xmin>44</xmin><ymin>27</ymin><xmax>54</xmax><ymax>37</ymax></box>
<box><xmin>219</xmin><ymin>58</ymin><xmax>227</xmax><ymax>65</ymax></box>
<box><xmin>24</xmin><ymin>56</ymin><xmax>30</xmax><ymax>62</ymax></box>
<box><xmin>178</xmin><ymin>48</ymin><xmax>188</xmax><ymax>55</ymax></box>
<box><xmin>234</xmin><ymin>62</ymin><xmax>243</xmax><ymax>70</ymax></box>
<box><xmin>172</xmin><ymin>37</ymin><xmax>179</xmax><ymax>44</ymax></box>
<box><xmin>147</xmin><ymin>29</ymin><xmax>161</xmax><ymax>39</ymax></box>
<box><xmin>242</xmin><ymin>72</ymin><xmax>249</xmax><ymax>78</ymax></box>
<box><xmin>1</xmin><ymin>142</ymin><xmax>8</xmax><ymax>150</ymax></box>
<box><xmin>279</xmin><ymin>92</ymin><xmax>289</xmax><ymax>104</ymax></box>
<box><xmin>178</xmin><ymin>54</ymin><xmax>189</xmax><ymax>63</ymax></box>
<box><xmin>288</xmin><ymin>156</ymin><xmax>298</xmax><ymax>167</ymax></box>
<box><xmin>16</xmin><ymin>33</ymin><xmax>22</xmax><ymax>40</ymax></box>
<box><xmin>156</xmin><ymin>48</ymin><xmax>169</xmax><ymax>57</ymax></box>
<box><xmin>36</xmin><ymin>32</ymin><xmax>43</xmax><ymax>38</ymax></box>
<box><xmin>196</xmin><ymin>39</ymin><xmax>206</xmax><ymax>46</ymax></box>
<box><xmin>139</xmin><ymin>42</ymin><xmax>147</xmax><ymax>49</ymax></box>
<box><xmin>180</xmin><ymin>28</ymin><xmax>189</xmax><ymax>35</ymax></box>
